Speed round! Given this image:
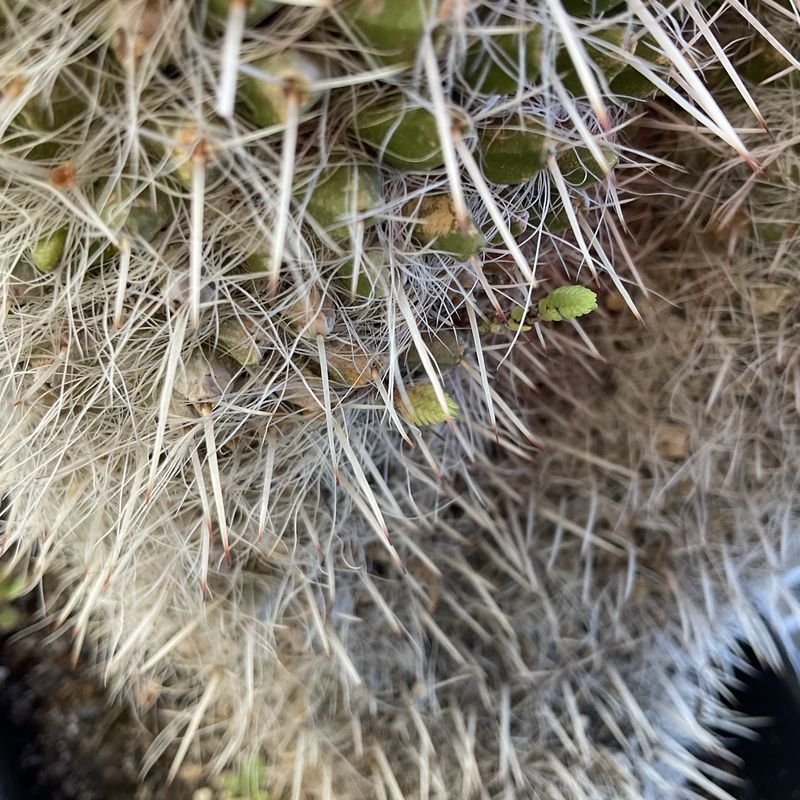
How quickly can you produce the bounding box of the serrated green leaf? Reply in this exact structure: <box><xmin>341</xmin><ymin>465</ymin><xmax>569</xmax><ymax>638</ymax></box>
<box><xmin>399</xmin><ymin>384</ymin><xmax>458</xmax><ymax>426</ymax></box>
<box><xmin>538</xmin><ymin>285</ymin><xmax>597</xmax><ymax>322</ymax></box>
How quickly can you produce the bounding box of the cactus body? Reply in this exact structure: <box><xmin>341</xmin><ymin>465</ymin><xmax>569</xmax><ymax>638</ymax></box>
<box><xmin>406</xmin><ymin>194</ymin><xmax>485</xmax><ymax>259</ymax></box>
<box><xmin>479</xmin><ymin>121</ymin><xmax>550</xmax><ymax>184</ymax></box>
<box><xmin>353</xmin><ymin>102</ymin><xmax>443</xmax><ymax>170</ymax></box>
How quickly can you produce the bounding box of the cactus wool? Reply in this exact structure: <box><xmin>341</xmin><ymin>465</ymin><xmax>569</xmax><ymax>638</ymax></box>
<box><xmin>1</xmin><ymin>1</ymin><xmax>799</xmax><ymax>798</ymax></box>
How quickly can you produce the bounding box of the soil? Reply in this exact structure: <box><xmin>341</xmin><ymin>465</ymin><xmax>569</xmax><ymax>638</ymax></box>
<box><xmin>0</xmin><ymin>598</ymin><xmax>210</xmax><ymax>800</ymax></box>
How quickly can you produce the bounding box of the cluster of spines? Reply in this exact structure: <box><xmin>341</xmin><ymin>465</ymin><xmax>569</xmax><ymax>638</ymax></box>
<box><xmin>1</xmin><ymin>0</ymin><xmax>795</xmax><ymax>798</ymax></box>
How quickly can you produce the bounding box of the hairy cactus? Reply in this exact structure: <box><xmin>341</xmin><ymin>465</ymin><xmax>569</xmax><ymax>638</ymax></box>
<box><xmin>0</xmin><ymin>0</ymin><xmax>798</xmax><ymax>797</ymax></box>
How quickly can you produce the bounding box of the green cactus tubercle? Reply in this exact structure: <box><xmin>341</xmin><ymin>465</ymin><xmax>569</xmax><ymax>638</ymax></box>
<box><xmin>353</xmin><ymin>101</ymin><xmax>444</xmax><ymax>170</ymax></box>
<box><xmin>303</xmin><ymin>162</ymin><xmax>383</xmax><ymax>240</ymax></box>
<box><xmin>406</xmin><ymin>194</ymin><xmax>486</xmax><ymax>260</ymax></box>
<box><xmin>30</xmin><ymin>227</ymin><xmax>68</xmax><ymax>273</ymax></box>
<box><xmin>479</xmin><ymin>120</ymin><xmax>551</xmax><ymax>185</ymax></box>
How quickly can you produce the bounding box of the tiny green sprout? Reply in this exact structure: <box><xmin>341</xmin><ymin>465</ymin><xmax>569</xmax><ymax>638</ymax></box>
<box><xmin>508</xmin><ymin>305</ymin><xmax>532</xmax><ymax>332</ymax></box>
<box><xmin>406</xmin><ymin>194</ymin><xmax>485</xmax><ymax>260</ymax></box>
<box><xmin>30</xmin><ymin>226</ymin><xmax>68</xmax><ymax>272</ymax></box>
<box><xmin>538</xmin><ymin>285</ymin><xmax>598</xmax><ymax>321</ymax></box>
<box><xmin>237</xmin><ymin>50</ymin><xmax>326</xmax><ymax>128</ymax></box>
<box><xmin>220</xmin><ymin>754</ymin><xmax>268</xmax><ymax>800</ymax></box>
<box><xmin>399</xmin><ymin>383</ymin><xmax>459</xmax><ymax>426</ymax></box>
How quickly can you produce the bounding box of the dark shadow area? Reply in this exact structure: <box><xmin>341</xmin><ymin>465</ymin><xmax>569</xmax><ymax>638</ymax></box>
<box><xmin>725</xmin><ymin>643</ymin><xmax>800</xmax><ymax>800</ymax></box>
<box><xmin>0</xmin><ymin>615</ymin><xmax>198</xmax><ymax>800</ymax></box>
<box><xmin>697</xmin><ymin>640</ymin><xmax>800</xmax><ymax>800</ymax></box>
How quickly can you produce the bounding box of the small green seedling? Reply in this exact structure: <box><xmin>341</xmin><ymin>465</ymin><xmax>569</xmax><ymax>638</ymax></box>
<box><xmin>219</xmin><ymin>755</ymin><xmax>268</xmax><ymax>800</ymax></box>
<box><xmin>538</xmin><ymin>284</ymin><xmax>598</xmax><ymax>321</ymax></box>
<box><xmin>484</xmin><ymin>285</ymin><xmax>598</xmax><ymax>334</ymax></box>
<box><xmin>237</xmin><ymin>50</ymin><xmax>325</xmax><ymax>128</ymax></box>
<box><xmin>399</xmin><ymin>383</ymin><xmax>458</xmax><ymax>426</ymax></box>
<box><xmin>508</xmin><ymin>304</ymin><xmax>532</xmax><ymax>331</ymax></box>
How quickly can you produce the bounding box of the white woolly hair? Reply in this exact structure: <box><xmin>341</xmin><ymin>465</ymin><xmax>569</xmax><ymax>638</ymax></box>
<box><xmin>1</xmin><ymin>0</ymin><xmax>798</xmax><ymax>798</ymax></box>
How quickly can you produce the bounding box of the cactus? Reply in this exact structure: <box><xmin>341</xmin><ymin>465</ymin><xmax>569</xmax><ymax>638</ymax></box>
<box><xmin>337</xmin><ymin>0</ymin><xmax>431</xmax><ymax>65</ymax></box>
<box><xmin>30</xmin><ymin>227</ymin><xmax>68</xmax><ymax>273</ymax></box>
<box><xmin>464</xmin><ymin>24</ymin><xmax>543</xmax><ymax>94</ymax></box>
<box><xmin>353</xmin><ymin>100</ymin><xmax>444</xmax><ymax>170</ymax></box>
<box><xmin>302</xmin><ymin>161</ymin><xmax>382</xmax><ymax>239</ymax></box>
<box><xmin>405</xmin><ymin>194</ymin><xmax>485</xmax><ymax>260</ymax></box>
<box><xmin>479</xmin><ymin>119</ymin><xmax>550</xmax><ymax>184</ymax></box>
<box><xmin>237</xmin><ymin>50</ymin><xmax>326</xmax><ymax>128</ymax></box>
<box><xmin>0</xmin><ymin>1</ymin><xmax>796</xmax><ymax>799</ymax></box>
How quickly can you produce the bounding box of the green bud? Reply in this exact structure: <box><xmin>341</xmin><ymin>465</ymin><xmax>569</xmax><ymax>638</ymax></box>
<box><xmin>398</xmin><ymin>382</ymin><xmax>458</xmax><ymax>426</ymax></box>
<box><xmin>238</xmin><ymin>50</ymin><xmax>326</xmax><ymax>128</ymax></box>
<box><xmin>464</xmin><ymin>25</ymin><xmax>542</xmax><ymax>95</ymax></box>
<box><xmin>338</xmin><ymin>0</ymin><xmax>432</xmax><ymax>65</ymax></box>
<box><xmin>304</xmin><ymin>162</ymin><xmax>382</xmax><ymax>240</ymax></box>
<box><xmin>353</xmin><ymin>101</ymin><xmax>443</xmax><ymax>171</ymax></box>
<box><xmin>405</xmin><ymin>194</ymin><xmax>485</xmax><ymax>260</ymax></box>
<box><xmin>479</xmin><ymin>119</ymin><xmax>550</xmax><ymax>185</ymax></box>
<box><xmin>30</xmin><ymin>227</ymin><xmax>68</xmax><ymax>273</ymax></box>
<box><xmin>556</xmin><ymin>144</ymin><xmax>618</xmax><ymax>189</ymax></box>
